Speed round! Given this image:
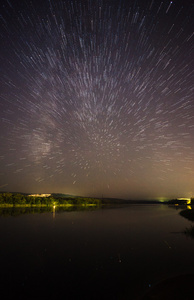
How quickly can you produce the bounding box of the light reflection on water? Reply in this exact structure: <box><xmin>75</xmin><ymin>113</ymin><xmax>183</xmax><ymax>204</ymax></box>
<box><xmin>0</xmin><ymin>204</ymin><xmax>194</xmax><ymax>299</ymax></box>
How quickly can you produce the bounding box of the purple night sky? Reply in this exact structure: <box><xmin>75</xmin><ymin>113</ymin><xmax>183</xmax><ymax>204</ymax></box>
<box><xmin>0</xmin><ymin>0</ymin><xmax>193</xmax><ymax>199</ymax></box>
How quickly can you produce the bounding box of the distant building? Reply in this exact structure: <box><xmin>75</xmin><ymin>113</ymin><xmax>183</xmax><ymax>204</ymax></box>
<box><xmin>177</xmin><ymin>198</ymin><xmax>191</xmax><ymax>205</ymax></box>
<box><xmin>28</xmin><ymin>194</ymin><xmax>51</xmax><ymax>197</ymax></box>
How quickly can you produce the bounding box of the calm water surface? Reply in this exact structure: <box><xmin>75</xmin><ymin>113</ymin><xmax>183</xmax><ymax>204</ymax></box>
<box><xmin>1</xmin><ymin>204</ymin><xmax>194</xmax><ymax>299</ymax></box>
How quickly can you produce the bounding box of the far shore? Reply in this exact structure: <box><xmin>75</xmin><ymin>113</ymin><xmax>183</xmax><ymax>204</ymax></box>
<box><xmin>0</xmin><ymin>192</ymin><xmax>193</xmax><ymax>207</ymax></box>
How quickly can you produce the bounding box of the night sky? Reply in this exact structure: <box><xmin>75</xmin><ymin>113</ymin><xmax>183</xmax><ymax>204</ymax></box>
<box><xmin>0</xmin><ymin>0</ymin><xmax>193</xmax><ymax>199</ymax></box>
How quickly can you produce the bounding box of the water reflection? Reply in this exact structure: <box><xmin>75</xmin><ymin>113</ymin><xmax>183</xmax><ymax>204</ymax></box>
<box><xmin>0</xmin><ymin>206</ymin><xmax>53</xmax><ymax>217</ymax></box>
<box><xmin>0</xmin><ymin>205</ymin><xmax>100</xmax><ymax>217</ymax></box>
<box><xmin>0</xmin><ymin>205</ymin><xmax>194</xmax><ymax>299</ymax></box>
<box><xmin>142</xmin><ymin>274</ymin><xmax>194</xmax><ymax>300</ymax></box>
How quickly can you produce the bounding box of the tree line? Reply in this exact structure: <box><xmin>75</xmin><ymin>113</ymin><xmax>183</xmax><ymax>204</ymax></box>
<box><xmin>0</xmin><ymin>193</ymin><xmax>101</xmax><ymax>207</ymax></box>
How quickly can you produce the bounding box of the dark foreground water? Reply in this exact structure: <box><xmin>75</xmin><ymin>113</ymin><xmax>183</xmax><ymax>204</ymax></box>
<box><xmin>0</xmin><ymin>204</ymin><xmax>194</xmax><ymax>299</ymax></box>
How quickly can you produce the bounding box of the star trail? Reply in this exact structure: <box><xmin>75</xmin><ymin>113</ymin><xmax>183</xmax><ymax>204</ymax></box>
<box><xmin>0</xmin><ymin>0</ymin><xmax>193</xmax><ymax>199</ymax></box>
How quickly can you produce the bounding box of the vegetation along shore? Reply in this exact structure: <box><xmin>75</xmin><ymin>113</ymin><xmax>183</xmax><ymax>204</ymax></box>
<box><xmin>0</xmin><ymin>193</ymin><xmax>101</xmax><ymax>207</ymax></box>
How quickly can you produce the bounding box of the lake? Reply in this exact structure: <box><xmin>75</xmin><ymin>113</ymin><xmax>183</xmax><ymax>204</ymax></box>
<box><xmin>0</xmin><ymin>204</ymin><xmax>194</xmax><ymax>299</ymax></box>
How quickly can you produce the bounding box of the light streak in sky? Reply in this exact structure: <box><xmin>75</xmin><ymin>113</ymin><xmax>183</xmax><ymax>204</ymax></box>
<box><xmin>0</xmin><ymin>0</ymin><xmax>193</xmax><ymax>198</ymax></box>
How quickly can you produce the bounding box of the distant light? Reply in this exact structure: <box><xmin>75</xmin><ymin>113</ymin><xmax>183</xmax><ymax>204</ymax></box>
<box><xmin>177</xmin><ymin>198</ymin><xmax>191</xmax><ymax>205</ymax></box>
<box><xmin>157</xmin><ymin>197</ymin><xmax>168</xmax><ymax>202</ymax></box>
